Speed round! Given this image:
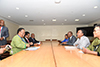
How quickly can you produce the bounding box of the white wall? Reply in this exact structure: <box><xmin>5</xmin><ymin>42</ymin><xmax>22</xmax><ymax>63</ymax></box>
<box><xmin>0</xmin><ymin>17</ymin><xmax>19</xmax><ymax>40</ymax></box>
<box><xmin>5</xmin><ymin>20</ymin><xmax>19</xmax><ymax>40</ymax></box>
<box><xmin>89</xmin><ymin>20</ymin><xmax>100</xmax><ymax>26</ymax></box>
<box><xmin>19</xmin><ymin>25</ymin><xmax>88</xmax><ymax>41</ymax></box>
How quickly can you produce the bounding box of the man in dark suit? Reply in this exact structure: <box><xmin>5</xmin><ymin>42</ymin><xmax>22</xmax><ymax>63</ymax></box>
<box><xmin>24</xmin><ymin>31</ymin><xmax>30</xmax><ymax>43</ymax></box>
<box><xmin>0</xmin><ymin>20</ymin><xmax>9</xmax><ymax>46</ymax></box>
<box><xmin>29</xmin><ymin>33</ymin><xmax>40</xmax><ymax>46</ymax></box>
<box><xmin>24</xmin><ymin>31</ymin><xmax>33</xmax><ymax>45</ymax></box>
<box><xmin>62</xmin><ymin>31</ymin><xmax>76</xmax><ymax>45</ymax></box>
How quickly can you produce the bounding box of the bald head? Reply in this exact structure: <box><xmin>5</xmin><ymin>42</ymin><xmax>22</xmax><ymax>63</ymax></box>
<box><xmin>0</xmin><ymin>20</ymin><xmax>4</xmax><ymax>27</ymax></box>
<box><xmin>67</xmin><ymin>31</ymin><xmax>73</xmax><ymax>38</ymax></box>
<box><xmin>31</xmin><ymin>33</ymin><xmax>35</xmax><ymax>38</ymax></box>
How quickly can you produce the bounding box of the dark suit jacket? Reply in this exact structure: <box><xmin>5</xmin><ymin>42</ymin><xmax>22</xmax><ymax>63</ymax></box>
<box><xmin>66</xmin><ymin>35</ymin><xmax>77</xmax><ymax>45</ymax></box>
<box><xmin>0</xmin><ymin>26</ymin><xmax>9</xmax><ymax>45</ymax></box>
<box><xmin>29</xmin><ymin>37</ymin><xmax>39</xmax><ymax>45</ymax></box>
<box><xmin>23</xmin><ymin>37</ymin><xmax>29</xmax><ymax>43</ymax></box>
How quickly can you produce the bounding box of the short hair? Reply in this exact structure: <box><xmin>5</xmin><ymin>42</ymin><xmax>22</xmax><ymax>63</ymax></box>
<box><xmin>95</xmin><ymin>24</ymin><xmax>100</xmax><ymax>28</ymax></box>
<box><xmin>31</xmin><ymin>33</ymin><xmax>34</xmax><ymax>35</ymax></box>
<box><xmin>17</xmin><ymin>28</ymin><xmax>24</xmax><ymax>34</ymax></box>
<box><xmin>0</xmin><ymin>19</ymin><xmax>4</xmax><ymax>23</ymax></box>
<box><xmin>0</xmin><ymin>19</ymin><xmax>4</xmax><ymax>21</ymax></box>
<box><xmin>79</xmin><ymin>29</ymin><xmax>87</xmax><ymax>36</ymax></box>
<box><xmin>25</xmin><ymin>31</ymin><xmax>30</xmax><ymax>36</ymax></box>
<box><xmin>65</xmin><ymin>34</ymin><xmax>68</xmax><ymax>36</ymax></box>
<box><xmin>68</xmin><ymin>31</ymin><xmax>73</xmax><ymax>34</ymax></box>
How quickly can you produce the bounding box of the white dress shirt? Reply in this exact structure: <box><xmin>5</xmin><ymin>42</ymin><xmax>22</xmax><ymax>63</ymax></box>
<box><xmin>73</xmin><ymin>36</ymin><xmax>90</xmax><ymax>49</ymax></box>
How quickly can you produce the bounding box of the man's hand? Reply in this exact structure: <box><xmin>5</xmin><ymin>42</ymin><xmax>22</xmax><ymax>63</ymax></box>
<box><xmin>0</xmin><ymin>37</ymin><xmax>4</xmax><ymax>40</ymax></box>
<box><xmin>29</xmin><ymin>42</ymin><xmax>33</xmax><ymax>45</ymax></box>
<box><xmin>82</xmin><ymin>47</ymin><xmax>91</xmax><ymax>54</ymax></box>
<box><xmin>62</xmin><ymin>42</ymin><xmax>67</xmax><ymax>44</ymax></box>
<box><xmin>34</xmin><ymin>43</ymin><xmax>38</xmax><ymax>46</ymax></box>
<box><xmin>82</xmin><ymin>47</ymin><xmax>97</xmax><ymax>55</ymax></box>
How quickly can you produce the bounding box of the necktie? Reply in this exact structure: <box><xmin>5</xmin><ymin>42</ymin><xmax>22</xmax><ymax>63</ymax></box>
<box><xmin>0</xmin><ymin>27</ymin><xmax>1</xmax><ymax>38</ymax></box>
<box><xmin>0</xmin><ymin>27</ymin><xmax>1</xmax><ymax>32</ymax></box>
<box><xmin>33</xmin><ymin>38</ymin><xmax>35</xmax><ymax>42</ymax></box>
<box><xmin>27</xmin><ymin>39</ymin><xmax>29</xmax><ymax>43</ymax></box>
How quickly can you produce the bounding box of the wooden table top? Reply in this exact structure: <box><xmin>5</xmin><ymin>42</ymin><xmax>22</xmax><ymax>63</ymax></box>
<box><xmin>0</xmin><ymin>41</ymin><xmax>100</xmax><ymax>67</ymax></box>
<box><xmin>0</xmin><ymin>41</ymin><xmax>55</xmax><ymax>67</ymax></box>
<box><xmin>51</xmin><ymin>41</ymin><xmax>100</xmax><ymax>67</ymax></box>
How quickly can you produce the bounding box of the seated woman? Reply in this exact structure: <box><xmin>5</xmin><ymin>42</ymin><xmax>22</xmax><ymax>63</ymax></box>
<box><xmin>58</xmin><ymin>34</ymin><xmax>69</xmax><ymax>45</ymax></box>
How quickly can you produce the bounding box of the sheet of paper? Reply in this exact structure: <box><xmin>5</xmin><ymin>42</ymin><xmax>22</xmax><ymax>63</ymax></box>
<box><xmin>35</xmin><ymin>46</ymin><xmax>40</xmax><ymax>49</ymax></box>
<box><xmin>64</xmin><ymin>46</ymin><xmax>77</xmax><ymax>50</ymax></box>
<box><xmin>78</xmin><ymin>50</ymin><xmax>84</xmax><ymax>54</ymax></box>
<box><xmin>25</xmin><ymin>47</ymin><xmax>38</xmax><ymax>51</ymax></box>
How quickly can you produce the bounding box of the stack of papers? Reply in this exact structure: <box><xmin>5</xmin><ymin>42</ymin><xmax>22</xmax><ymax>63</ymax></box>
<box><xmin>64</xmin><ymin>46</ymin><xmax>77</xmax><ymax>50</ymax></box>
<box><xmin>25</xmin><ymin>47</ymin><xmax>39</xmax><ymax>51</ymax></box>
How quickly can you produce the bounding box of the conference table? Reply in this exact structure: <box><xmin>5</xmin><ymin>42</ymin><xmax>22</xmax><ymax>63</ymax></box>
<box><xmin>0</xmin><ymin>41</ymin><xmax>100</xmax><ymax>67</ymax></box>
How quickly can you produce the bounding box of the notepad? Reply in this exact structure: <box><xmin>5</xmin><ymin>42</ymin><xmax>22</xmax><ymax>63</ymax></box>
<box><xmin>64</xmin><ymin>46</ymin><xmax>77</xmax><ymax>50</ymax></box>
<box><xmin>25</xmin><ymin>47</ymin><xmax>38</xmax><ymax>51</ymax></box>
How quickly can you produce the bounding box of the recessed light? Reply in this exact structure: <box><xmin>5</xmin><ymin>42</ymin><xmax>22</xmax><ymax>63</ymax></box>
<box><xmin>52</xmin><ymin>19</ymin><xmax>56</xmax><ymax>21</ymax></box>
<box><xmin>75</xmin><ymin>19</ymin><xmax>79</xmax><ymax>21</ymax></box>
<box><xmin>8</xmin><ymin>16</ymin><xmax>11</xmax><ymax>18</ymax></box>
<box><xmin>42</xmin><ymin>20</ymin><xmax>44</xmax><ymax>21</ymax></box>
<box><xmin>82</xmin><ymin>14</ymin><xmax>85</xmax><ymax>16</ymax></box>
<box><xmin>16</xmin><ymin>7</ymin><xmax>19</xmax><ymax>10</ymax></box>
<box><xmin>25</xmin><ymin>15</ymin><xmax>28</xmax><ymax>17</ymax></box>
<box><xmin>29</xmin><ymin>20</ymin><xmax>34</xmax><ymax>21</ymax></box>
<box><xmin>55</xmin><ymin>0</ymin><xmax>61</xmax><ymax>4</ymax></box>
<box><xmin>65</xmin><ymin>19</ymin><xmax>67</xmax><ymax>21</ymax></box>
<box><xmin>94</xmin><ymin>6</ymin><xmax>98</xmax><ymax>8</ymax></box>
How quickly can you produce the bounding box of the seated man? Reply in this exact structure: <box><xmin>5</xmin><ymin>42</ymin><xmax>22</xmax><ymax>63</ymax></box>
<box><xmin>10</xmin><ymin>28</ymin><xmax>31</xmax><ymax>55</ymax></box>
<box><xmin>24</xmin><ymin>31</ymin><xmax>30</xmax><ymax>43</ymax></box>
<box><xmin>59</xmin><ymin>34</ymin><xmax>69</xmax><ymax>44</ymax></box>
<box><xmin>24</xmin><ymin>31</ymin><xmax>33</xmax><ymax>45</ymax></box>
<box><xmin>82</xmin><ymin>24</ymin><xmax>100</xmax><ymax>56</ymax></box>
<box><xmin>73</xmin><ymin>29</ymin><xmax>90</xmax><ymax>49</ymax></box>
<box><xmin>29</xmin><ymin>33</ymin><xmax>41</xmax><ymax>46</ymax></box>
<box><xmin>62</xmin><ymin>31</ymin><xmax>76</xmax><ymax>45</ymax></box>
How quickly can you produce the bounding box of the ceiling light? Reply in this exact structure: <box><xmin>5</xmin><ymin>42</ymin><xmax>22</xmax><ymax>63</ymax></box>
<box><xmin>16</xmin><ymin>7</ymin><xmax>19</xmax><ymax>10</ymax></box>
<box><xmin>42</xmin><ymin>20</ymin><xmax>44</xmax><ymax>21</ymax></box>
<box><xmin>65</xmin><ymin>19</ymin><xmax>67</xmax><ymax>21</ymax></box>
<box><xmin>25</xmin><ymin>15</ymin><xmax>28</xmax><ymax>17</ymax></box>
<box><xmin>8</xmin><ymin>16</ymin><xmax>11</xmax><ymax>18</ymax></box>
<box><xmin>82</xmin><ymin>14</ymin><xmax>85</xmax><ymax>16</ymax></box>
<box><xmin>75</xmin><ymin>19</ymin><xmax>79</xmax><ymax>21</ymax></box>
<box><xmin>29</xmin><ymin>20</ymin><xmax>34</xmax><ymax>21</ymax></box>
<box><xmin>52</xmin><ymin>19</ymin><xmax>56</xmax><ymax>21</ymax></box>
<box><xmin>94</xmin><ymin>6</ymin><xmax>98</xmax><ymax>9</ymax></box>
<box><xmin>55</xmin><ymin>0</ymin><xmax>61</xmax><ymax>4</ymax></box>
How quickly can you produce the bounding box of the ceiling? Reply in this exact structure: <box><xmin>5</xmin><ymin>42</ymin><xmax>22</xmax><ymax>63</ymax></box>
<box><xmin>0</xmin><ymin>0</ymin><xmax>100</xmax><ymax>25</ymax></box>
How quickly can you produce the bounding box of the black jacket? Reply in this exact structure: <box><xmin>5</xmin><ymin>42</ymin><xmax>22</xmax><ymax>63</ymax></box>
<box><xmin>29</xmin><ymin>37</ymin><xmax>39</xmax><ymax>45</ymax></box>
<box><xmin>23</xmin><ymin>37</ymin><xmax>29</xmax><ymax>43</ymax></box>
